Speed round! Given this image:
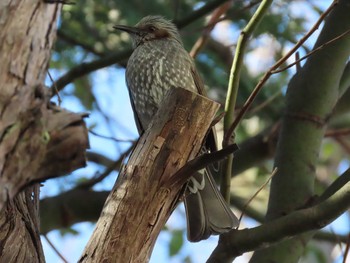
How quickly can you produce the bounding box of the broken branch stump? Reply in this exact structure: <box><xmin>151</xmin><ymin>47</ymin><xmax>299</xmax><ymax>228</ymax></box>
<box><xmin>80</xmin><ymin>87</ymin><xmax>220</xmax><ymax>263</ymax></box>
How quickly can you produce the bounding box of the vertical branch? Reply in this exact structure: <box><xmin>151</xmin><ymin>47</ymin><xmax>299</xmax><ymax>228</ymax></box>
<box><xmin>0</xmin><ymin>1</ymin><xmax>89</xmax><ymax>262</ymax></box>
<box><xmin>221</xmin><ymin>0</ymin><xmax>273</xmax><ymax>201</ymax></box>
<box><xmin>250</xmin><ymin>0</ymin><xmax>350</xmax><ymax>261</ymax></box>
<box><xmin>0</xmin><ymin>1</ymin><xmax>60</xmax><ymax>261</ymax></box>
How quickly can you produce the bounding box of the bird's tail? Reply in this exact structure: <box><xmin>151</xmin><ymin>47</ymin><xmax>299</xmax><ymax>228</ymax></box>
<box><xmin>184</xmin><ymin>168</ymin><xmax>239</xmax><ymax>242</ymax></box>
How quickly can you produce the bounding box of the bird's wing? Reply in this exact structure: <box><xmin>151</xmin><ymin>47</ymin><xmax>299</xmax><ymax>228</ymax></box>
<box><xmin>190</xmin><ymin>64</ymin><xmax>219</xmax><ymax>153</ymax></box>
<box><xmin>126</xmin><ymin>84</ymin><xmax>145</xmax><ymax>135</ymax></box>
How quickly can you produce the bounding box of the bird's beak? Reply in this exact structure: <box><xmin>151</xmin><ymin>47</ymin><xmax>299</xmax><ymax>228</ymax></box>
<box><xmin>113</xmin><ymin>25</ymin><xmax>144</xmax><ymax>36</ymax></box>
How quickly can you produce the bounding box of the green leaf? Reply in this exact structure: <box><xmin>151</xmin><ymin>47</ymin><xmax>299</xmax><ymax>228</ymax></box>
<box><xmin>169</xmin><ymin>230</ymin><xmax>184</xmax><ymax>257</ymax></box>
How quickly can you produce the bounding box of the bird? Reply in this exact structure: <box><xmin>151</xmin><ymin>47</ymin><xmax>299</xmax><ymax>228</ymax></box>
<box><xmin>114</xmin><ymin>15</ymin><xmax>238</xmax><ymax>242</ymax></box>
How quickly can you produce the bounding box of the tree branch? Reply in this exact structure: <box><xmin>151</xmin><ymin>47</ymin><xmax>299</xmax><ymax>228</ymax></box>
<box><xmin>175</xmin><ymin>0</ymin><xmax>231</xmax><ymax>28</ymax></box>
<box><xmin>79</xmin><ymin>88</ymin><xmax>219</xmax><ymax>262</ymax></box>
<box><xmin>50</xmin><ymin>49</ymin><xmax>131</xmax><ymax>93</ymax></box>
<box><xmin>208</xmin><ymin>169</ymin><xmax>350</xmax><ymax>262</ymax></box>
<box><xmin>169</xmin><ymin>143</ymin><xmax>239</xmax><ymax>187</ymax></box>
<box><xmin>57</xmin><ymin>29</ymin><xmax>105</xmax><ymax>56</ymax></box>
<box><xmin>40</xmin><ymin>189</ymin><xmax>108</xmax><ymax>234</ymax></box>
<box><xmin>222</xmin><ymin>0</ymin><xmax>273</xmax><ymax>204</ymax></box>
<box><xmin>250</xmin><ymin>0</ymin><xmax>350</xmax><ymax>261</ymax></box>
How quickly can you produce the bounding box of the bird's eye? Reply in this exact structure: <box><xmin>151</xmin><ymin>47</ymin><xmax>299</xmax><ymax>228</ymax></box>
<box><xmin>148</xmin><ymin>26</ymin><xmax>156</xmax><ymax>32</ymax></box>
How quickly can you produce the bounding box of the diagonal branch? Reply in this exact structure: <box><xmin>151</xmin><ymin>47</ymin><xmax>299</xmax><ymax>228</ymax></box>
<box><xmin>50</xmin><ymin>49</ymin><xmax>131</xmax><ymax>93</ymax></box>
<box><xmin>208</xmin><ymin>168</ymin><xmax>350</xmax><ymax>263</ymax></box>
<box><xmin>224</xmin><ymin>0</ymin><xmax>339</xmax><ymax>143</ymax></box>
<box><xmin>79</xmin><ymin>88</ymin><xmax>219</xmax><ymax>262</ymax></box>
<box><xmin>169</xmin><ymin>143</ymin><xmax>239</xmax><ymax>188</ymax></box>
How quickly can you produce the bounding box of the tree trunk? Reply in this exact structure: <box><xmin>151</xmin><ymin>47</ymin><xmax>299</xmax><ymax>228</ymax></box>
<box><xmin>80</xmin><ymin>88</ymin><xmax>219</xmax><ymax>263</ymax></box>
<box><xmin>249</xmin><ymin>0</ymin><xmax>350</xmax><ymax>262</ymax></box>
<box><xmin>0</xmin><ymin>1</ymin><xmax>89</xmax><ymax>261</ymax></box>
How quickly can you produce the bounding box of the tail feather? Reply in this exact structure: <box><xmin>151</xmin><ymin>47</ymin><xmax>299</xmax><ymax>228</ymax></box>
<box><xmin>184</xmin><ymin>168</ymin><xmax>239</xmax><ymax>242</ymax></box>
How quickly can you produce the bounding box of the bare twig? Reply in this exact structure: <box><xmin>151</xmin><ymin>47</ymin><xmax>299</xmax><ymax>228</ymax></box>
<box><xmin>295</xmin><ymin>51</ymin><xmax>301</xmax><ymax>72</ymax></box>
<box><xmin>208</xmin><ymin>168</ymin><xmax>350</xmax><ymax>262</ymax></box>
<box><xmin>49</xmin><ymin>49</ymin><xmax>131</xmax><ymax>94</ymax></box>
<box><xmin>224</xmin><ymin>0</ymin><xmax>339</xmax><ymax>144</ymax></box>
<box><xmin>222</xmin><ymin>0</ymin><xmax>273</xmax><ymax>203</ymax></box>
<box><xmin>272</xmin><ymin>28</ymin><xmax>350</xmax><ymax>74</ymax></box>
<box><xmin>47</xmin><ymin>70</ymin><xmax>62</xmax><ymax>105</ymax></box>
<box><xmin>169</xmin><ymin>143</ymin><xmax>239</xmax><ymax>187</ymax></box>
<box><xmin>237</xmin><ymin>168</ymin><xmax>277</xmax><ymax>226</ymax></box>
<box><xmin>89</xmin><ymin>130</ymin><xmax>135</xmax><ymax>143</ymax></box>
<box><xmin>57</xmin><ymin>29</ymin><xmax>105</xmax><ymax>57</ymax></box>
<box><xmin>77</xmin><ymin>146</ymin><xmax>133</xmax><ymax>189</ymax></box>
<box><xmin>43</xmin><ymin>234</ymin><xmax>68</xmax><ymax>263</ymax></box>
<box><xmin>248</xmin><ymin>90</ymin><xmax>282</xmax><ymax>115</ymax></box>
<box><xmin>190</xmin><ymin>1</ymin><xmax>232</xmax><ymax>58</ymax></box>
<box><xmin>76</xmin><ymin>158</ymin><xmax>126</xmax><ymax>190</ymax></box>
<box><xmin>175</xmin><ymin>0</ymin><xmax>230</xmax><ymax>28</ymax></box>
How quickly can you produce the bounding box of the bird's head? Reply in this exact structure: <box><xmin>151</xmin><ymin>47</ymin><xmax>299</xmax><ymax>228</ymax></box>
<box><xmin>114</xmin><ymin>16</ymin><xmax>183</xmax><ymax>49</ymax></box>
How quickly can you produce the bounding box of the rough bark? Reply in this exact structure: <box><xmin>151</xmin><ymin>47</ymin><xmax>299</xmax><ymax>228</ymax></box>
<box><xmin>79</xmin><ymin>88</ymin><xmax>219</xmax><ymax>263</ymax></box>
<box><xmin>249</xmin><ymin>0</ymin><xmax>350</xmax><ymax>262</ymax></box>
<box><xmin>0</xmin><ymin>0</ymin><xmax>89</xmax><ymax>261</ymax></box>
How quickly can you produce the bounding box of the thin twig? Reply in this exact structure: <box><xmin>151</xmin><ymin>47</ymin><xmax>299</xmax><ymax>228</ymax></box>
<box><xmin>211</xmin><ymin>111</ymin><xmax>226</xmax><ymax>127</ymax></box>
<box><xmin>175</xmin><ymin>0</ymin><xmax>230</xmax><ymax>28</ymax></box>
<box><xmin>168</xmin><ymin>143</ymin><xmax>239</xmax><ymax>187</ymax></box>
<box><xmin>295</xmin><ymin>51</ymin><xmax>301</xmax><ymax>72</ymax></box>
<box><xmin>89</xmin><ymin>130</ymin><xmax>135</xmax><ymax>143</ymax></box>
<box><xmin>248</xmin><ymin>90</ymin><xmax>282</xmax><ymax>115</ymax></box>
<box><xmin>237</xmin><ymin>168</ymin><xmax>277</xmax><ymax>226</ymax></box>
<box><xmin>57</xmin><ymin>30</ymin><xmax>105</xmax><ymax>57</ymax></box>
<box><xmin>209</xmin><ymin>168</ymin><xmax>350</xmax><ymax>262</ymax></box>
<box><xmin>224</xmin><ymin>0</ymin><xmax>339</xmax><ymax>143</ymax></box>
<box><xmin>76</xmin><ymin>145</ymin><xmax>133</xmax><ymax>189</ymax></box>
<box><xmin>47</xmin><ymin>70</ymin><xmax>62</xmax><ymax>105</ymax></box>
<box><xmin>190</xmin><ymin>1</ymin><xmax>232</xmax><ymax>58</ymax></box>
<box><xmin>49</xmin><ymin>49</ymin><xmax>131</xmax><ymax>93</ymax></box>
<box><xmin>272</xmin><ymin>28</ymin><xmax>350</xmax><ymax>74</ymax></box>
<box><xmin>201</xmin><ymin>0</ymin><xmax>262</xmax><ymax>31</ymax></box>
<box><xmin>76</xmin><ymin>156</ymin><xmax>128</xmax><ymax>189</ymax></box>
<box><xmin>43</xmin><ymin>234</ymin><xmax>68</xmax><ymax>263</ymax></box>
<box><xmin>222</xmin><ymin>0</ymin><xmax>273</xmax><ymax>203</ymax></box>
